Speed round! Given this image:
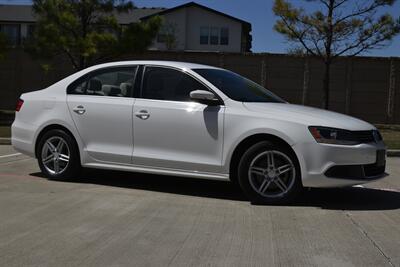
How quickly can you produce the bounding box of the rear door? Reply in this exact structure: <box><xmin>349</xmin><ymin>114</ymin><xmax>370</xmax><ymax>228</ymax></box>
<box><xmin>67</xmin><ymin>66</ymin><xmax>137</xmax><ymax>164</ymax></box>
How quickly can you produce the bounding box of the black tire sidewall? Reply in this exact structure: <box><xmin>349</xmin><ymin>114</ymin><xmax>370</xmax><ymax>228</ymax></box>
<box><xmin>238</xmin><ymin>141</ymin><xmax>302</xmax><ymax>205</ymax></box>
<box><xmin>37</xmin><ymin>129</ymin><xmax>80</xmax><ymax>180</ymax></box>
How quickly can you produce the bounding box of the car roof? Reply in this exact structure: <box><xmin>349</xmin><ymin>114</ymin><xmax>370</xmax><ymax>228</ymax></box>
<box><xmin>90</xmin><ymin>60</ymin><xmax>222</xmax><ymax>70</ymax></box>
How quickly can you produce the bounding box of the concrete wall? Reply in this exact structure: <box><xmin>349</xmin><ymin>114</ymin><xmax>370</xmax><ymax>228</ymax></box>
<box><xmin>150</xmin><ymin>6</ymin><xmax>243</xmax><ymax>52</ymax></box>
<box><xmin>0</xmin><ymin>49</ymin><xmax>399</xmax><ymax>124</ymax></box>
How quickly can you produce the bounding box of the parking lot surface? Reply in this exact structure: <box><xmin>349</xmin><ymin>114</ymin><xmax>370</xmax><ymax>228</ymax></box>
<box><xmin>0</xmin><ymin>145</ymin><xmax>399</xmax><ymax>267</ymax></box>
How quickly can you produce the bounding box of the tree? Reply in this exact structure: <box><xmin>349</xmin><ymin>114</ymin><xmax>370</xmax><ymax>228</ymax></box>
<box><xmin>162</xmin><ymin>22</ymin><xmax>178</xmax><ymax>50</ymax></box>
<box><xmin>29</xmin><ymin>0</ymin><xmax>161</xmax><ymax>70</ymax></box>
<box><xmin>273</xmin><ymin>0</ymin><xmax>400</xmax><ymax>109</ymax></box>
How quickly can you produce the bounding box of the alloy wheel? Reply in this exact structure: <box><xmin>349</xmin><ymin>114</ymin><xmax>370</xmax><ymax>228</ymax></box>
<box><xmin>248</xmin><ymin>150</ymin><xmax>296</xmax><ymax>198</ymax></box>
<box><xmin>41</xmin><ymin>136</ymin><xmax>70</xmax><ymax>175</ymax></box>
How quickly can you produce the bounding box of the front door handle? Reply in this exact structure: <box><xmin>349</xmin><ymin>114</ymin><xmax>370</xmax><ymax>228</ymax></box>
<box><xmin>73</xmin><ymin>105</ymin><xmax>86</xmax><ymax>115</ymax></box>
<box><xmin>135</xmin><ymin>110</ymin><xmax>150</xmax><ymax>120</ymax></box>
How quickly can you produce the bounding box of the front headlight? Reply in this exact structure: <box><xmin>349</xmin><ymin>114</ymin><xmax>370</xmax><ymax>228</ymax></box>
<box><xmin>308</xmin><ymin>126</ymin><xmax>361</xmax><ymax>145</ymax></box>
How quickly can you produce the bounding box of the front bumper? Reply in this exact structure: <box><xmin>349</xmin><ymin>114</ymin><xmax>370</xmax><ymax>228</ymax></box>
<box><xmin>293</xmin><ymin>140</ymin><xmax>387</xmax><ymax>188</ymax></box>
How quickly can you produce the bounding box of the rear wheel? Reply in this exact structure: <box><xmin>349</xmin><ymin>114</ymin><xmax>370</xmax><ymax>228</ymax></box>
<box><xmin>37</xmin><ymin>129</ymin><xmax>81</xmax><ymax>180</ymax></box>
<box><xmin>238</xmin><ymin>141</ymin><xmax>302</xmax><ymax>204</ymax></box>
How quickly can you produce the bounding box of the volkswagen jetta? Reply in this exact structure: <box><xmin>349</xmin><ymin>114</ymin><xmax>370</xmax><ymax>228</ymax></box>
<box><xmin>12</xmin><ymin>61</ymin><xmax>387</xmax><ymax>204</ymax></box>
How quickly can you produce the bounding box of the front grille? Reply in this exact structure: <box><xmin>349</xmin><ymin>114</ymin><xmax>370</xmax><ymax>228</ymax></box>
<box><xmin>364</xmin><ymin>163</ymin><xmax>385</xmax><ymax>177</ymax></box>
<box><xmin>325</xmin><ymin>165</ymin><xmax>364</xmax><ymax>179</ymax></box>
<box><xmin>325</xmin><ymin>162</ymin><xmax>385</xmax><ymax>180</ymax></box>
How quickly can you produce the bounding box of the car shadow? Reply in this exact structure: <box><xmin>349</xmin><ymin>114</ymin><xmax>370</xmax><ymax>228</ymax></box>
<box><xmin>30</xmin><ymin>169</ymin><xmax>400</xmax><ymax>211</ymax></box>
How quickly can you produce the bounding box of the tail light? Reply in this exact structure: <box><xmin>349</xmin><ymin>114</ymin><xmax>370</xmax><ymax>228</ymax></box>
<box><xmin>16</xmin><ymin>99</ymin><xmax>24</xmax><ymax>112</ymax></box>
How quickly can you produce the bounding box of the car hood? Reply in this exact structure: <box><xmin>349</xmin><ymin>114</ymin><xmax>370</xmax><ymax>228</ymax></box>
<box><xmin>242</xmin><ymin>102</ymin><xmax>375</xmax><ymax>131</ymax></box>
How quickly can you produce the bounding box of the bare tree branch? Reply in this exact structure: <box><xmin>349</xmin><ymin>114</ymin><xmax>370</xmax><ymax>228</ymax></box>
<box><xmin>273</xmin><ymin>0</ymin><xmax>400</xmax><ymax>109</ymax></box>
<box><xmin>278</xmin><ymin>15</ymin><xmax>319</xmax><ymax>56</ymax></box>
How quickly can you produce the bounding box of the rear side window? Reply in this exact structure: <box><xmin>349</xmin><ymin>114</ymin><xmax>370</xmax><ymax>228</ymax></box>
<box><xmin>68</xmin><ymin>66</ymin><xmax>137</xmax><ymax>97</ymax></box>
<box><xmin>141</xmin><ymin>66</ymin><xmax>208</xmax><ymax>102</ymax></box>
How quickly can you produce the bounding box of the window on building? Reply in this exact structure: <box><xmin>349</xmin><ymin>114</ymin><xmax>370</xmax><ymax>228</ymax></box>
<box><xmin>200</xmin><ymin>27</ymin><xmax>209</xmax><ymax>45</ymax></box>
<box><xmin>220</xmin><ymin>28</ymin><xmax>229</xmax><ymax>45</ymax></box>
<box><xmin>0</xmin><ymin>24</ymin><xmax>20</xmax><ymax>46</ymax></box>
<box><xmin>210</xmin><ymin>27</ymin><xmax>219</xmax><ymax>45</ymax></box>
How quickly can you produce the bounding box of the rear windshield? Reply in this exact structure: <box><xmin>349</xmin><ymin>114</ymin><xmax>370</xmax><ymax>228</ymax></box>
<box><xmin>193</xmin><ymin>68</ymin><xmax>285</xmax><ymax>103</ymax></box>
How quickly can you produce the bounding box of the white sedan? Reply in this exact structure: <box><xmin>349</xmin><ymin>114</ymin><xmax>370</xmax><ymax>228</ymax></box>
<box><xmin>12</xmin><ymin>61</ymin><xmax>387</xmax><ymax>204</ymax></box>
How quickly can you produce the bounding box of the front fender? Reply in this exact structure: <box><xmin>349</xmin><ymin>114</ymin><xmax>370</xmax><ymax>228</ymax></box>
<box><xmin>221</xmin><ymin>107</ymin><xmax>314</xmax><ymax>174</ymax></box>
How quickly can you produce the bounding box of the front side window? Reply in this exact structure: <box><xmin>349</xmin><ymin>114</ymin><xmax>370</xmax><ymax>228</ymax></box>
<box><xmin>200</xmin><ymin>27</ymin><xmax>209</xmax><ymax>45</ymax></box>
<box><xmin>193</xmin><ymin>68</ymin><xmax>285</xmax><ymax>103</ymax></box>
<box><xmin>141</xmin><ymin>66</ymin><xmax>208</xmax><ymax>102</ymax></box>
<box><xmin>68</xmin><ymin>67</ymin><xmax>137</xmax><ymax>97</ymax></box>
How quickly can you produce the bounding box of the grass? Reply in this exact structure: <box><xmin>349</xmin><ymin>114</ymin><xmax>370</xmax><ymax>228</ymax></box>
<box><xmin>0</xmin><ymin>125</ymin><xmax>399</xmax><ymax>149</ymax></box>
<box><xmin>375</xmin><ymin>125</ymin><xmax>400</xmax><ymax>149</ymax></box>
<box><xmin>379</xmin><ymin>129</ymin><xmax>400</xmax><ymax>149</ymax></box>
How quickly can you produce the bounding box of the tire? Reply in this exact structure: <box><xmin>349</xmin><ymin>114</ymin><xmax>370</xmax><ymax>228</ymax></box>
<box><xmin>37</xmin><ymin>129</ymin><xmax>81</xmax><ymax>180</ymax></box>
<box><xmin>238</xmin><ymin>141</ymin><xmax>302</xmax><ymax>204</ymax></box>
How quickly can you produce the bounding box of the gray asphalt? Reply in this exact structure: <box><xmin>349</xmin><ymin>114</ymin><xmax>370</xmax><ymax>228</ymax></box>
<box><xmin>0</xmin><ymin>145</ymin><xmax>399</xmax><ymax>267</ymax></box>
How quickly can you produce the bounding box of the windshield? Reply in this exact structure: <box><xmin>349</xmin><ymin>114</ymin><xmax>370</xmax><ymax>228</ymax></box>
<box><xmin>193</xmin><ymin>68</ymin><xmax>286</xmax><ymax>103</ymax></box>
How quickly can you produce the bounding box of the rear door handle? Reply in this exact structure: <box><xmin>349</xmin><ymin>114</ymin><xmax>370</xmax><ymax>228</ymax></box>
<box><xmin>135</xmin><ymin>110</ymin><xmax>150</xmax><ymax>120</ymax></box>
<box><xmin>73</xmin><ymin>105</ymin><xmax>86</xmax><ymax>115</ymax></box>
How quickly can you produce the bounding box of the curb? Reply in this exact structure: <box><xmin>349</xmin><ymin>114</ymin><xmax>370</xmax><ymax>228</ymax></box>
<box><xmin>1</xmin><ymin>137</ymin><xmax>399</xmax><ymax>157</ymax></box>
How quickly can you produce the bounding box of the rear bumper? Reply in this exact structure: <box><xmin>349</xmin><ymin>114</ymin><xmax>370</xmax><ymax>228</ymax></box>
<box><xmin>293</xmin><ymin>140</ymin><xmax>387</xmax><ymax>188</ymax></box>
<box><xmin>11</xmin><ymin>120</ymin><xmax>36</xmax><ymax>158</ymax></box>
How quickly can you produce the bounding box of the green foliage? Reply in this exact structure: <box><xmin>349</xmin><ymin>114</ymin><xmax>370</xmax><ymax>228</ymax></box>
<box><xmin>28</xmin><ymin>0</ymin><xmax>161</xmax><ymax>70</ymax></box>
<box><xmin>119</xmin><ymin>16</ymin><xmax>162</xmax><ymax>52</ymax></box>
<box><xmin>158</xmin><ymin>21</ymin><xmax>178</xmax><ymax>50</ymax></box>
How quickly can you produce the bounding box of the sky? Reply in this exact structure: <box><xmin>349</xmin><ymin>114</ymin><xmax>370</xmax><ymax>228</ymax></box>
<box><xmin>1</xmin><ymin>0</ymin><xmax>399</xmax><ymax>57</ymax></box>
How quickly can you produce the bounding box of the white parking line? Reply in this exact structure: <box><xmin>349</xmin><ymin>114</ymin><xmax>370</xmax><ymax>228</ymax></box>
<box><xmin>0</xmin><ymin>153</ymin><xmax>22</xmax><ymax>159</ymax></box>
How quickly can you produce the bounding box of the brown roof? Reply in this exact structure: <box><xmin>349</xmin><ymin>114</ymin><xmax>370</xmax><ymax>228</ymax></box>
<box><xmin>0</xmin><ymin>4</ymin><xmax>35</xmax><ymax>22</ymax></box>
<box><xmin>113</xmin><ymin>8</ymin><xmax>166</xmax><ymax>25</ymax></box>
<box><xmin>141</xmin><ymin>1</ymin><xmax>251</xmax><ymax>27</ymax></box>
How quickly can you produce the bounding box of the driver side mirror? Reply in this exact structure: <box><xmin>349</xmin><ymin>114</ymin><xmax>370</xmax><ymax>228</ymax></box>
<box><xmin>190</xmin><ymin>90</ymin><xmax>221</xmax><ymax>105</ymax></box>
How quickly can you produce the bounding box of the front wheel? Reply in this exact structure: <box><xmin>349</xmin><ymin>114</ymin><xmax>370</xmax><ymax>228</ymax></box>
<box><xmin>37</xmin><ymin>129</ymin><xmax>81</xmax><ymax>180</ymax></box>
<box><xmin>238</xmin><ymin>141</ymin><xmax>302</xmax><ymax>204</ymax></box>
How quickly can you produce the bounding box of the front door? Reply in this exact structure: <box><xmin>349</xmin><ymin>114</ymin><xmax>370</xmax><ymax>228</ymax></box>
<box><xmin>132</xmin><ymin>66</ymin><xmax>225</xmax><ymax>173</ymax></box>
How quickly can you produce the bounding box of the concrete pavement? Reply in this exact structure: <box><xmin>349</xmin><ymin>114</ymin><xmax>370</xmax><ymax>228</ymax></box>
<box><xmin>0</xmin><ymin>145</ymin><xmax>399</xmax><ymax>266</ymax></box>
